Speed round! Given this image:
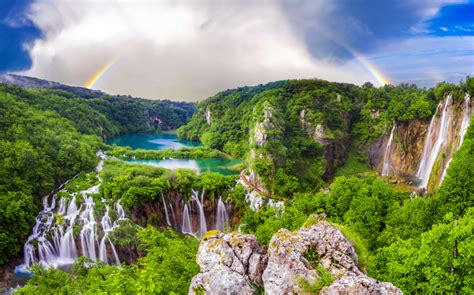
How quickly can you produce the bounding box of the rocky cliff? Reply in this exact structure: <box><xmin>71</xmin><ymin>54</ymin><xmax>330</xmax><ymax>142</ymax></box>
<box><xmin>367</xmin><ymin>93</ymin><xmax>472</xmax><ymax>190</ymax></box>
<box><xmin>189</xmin><ymin>214</ymin><xmax>402</xmax><ymax>294</ymax></box>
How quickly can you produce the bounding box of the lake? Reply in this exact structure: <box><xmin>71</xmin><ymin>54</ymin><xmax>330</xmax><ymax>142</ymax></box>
<box><xmin>106</xmin><ymin>133</ymin><xmax>201</xmax><ymax>150</ymax></box>
<box><xmin>123</xmin><ymin>158</ymin><xmax>241</xmax><ymax>175</ymax></box>
<box><xmin>107</xmin><ymin>133</ymin><xmax>241</xmax><ymax>175</ymax></box>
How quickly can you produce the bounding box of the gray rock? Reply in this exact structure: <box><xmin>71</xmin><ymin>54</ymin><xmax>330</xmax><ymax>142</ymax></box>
<box><xmin>190</xmin><ymin>215</ymin><xmax>403</xmax><ymax>295</ymax></box>
<box><xmin>189</xmin><ymin>231</ymin><xmax>267</xmax><ymax>295</ymax></box>
<box><xmin>320</xmin><ymin>272</ymin><xmax>402</xmax><ymax>295</ymax></box>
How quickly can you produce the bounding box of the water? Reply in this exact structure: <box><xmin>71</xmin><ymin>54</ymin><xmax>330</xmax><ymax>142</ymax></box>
<box><xmin>215</xmin><ymin>197</ymin><xmax>230</xmax><ymax>231</ymax></box>
<box><xmin>416</xmin><ymin>95</ymin><xmax>453</xmax><ymax>188</ymax></box>
<box><xmin>382</xmin><ymin>123</ymin><xmax>396</xmax><ymax>177</ymax></box>
<box><xmin>106</xmin><ymin>133</ymin><xmax>201</xmax><ymax>150</ymax></box>
<box><xmin>15</xmin><ymin>152</ymin><xmax>126</xmax><ymax>275</ymax></box>
<box><xmin>440</xmin><ymin>94</ymin><xmax>472</xmax><ymax>183</ymax></box>
<box><xmin>123</xmin><ymin>158</ymin><xmax>241</xmax><ymax>175</ymax></box>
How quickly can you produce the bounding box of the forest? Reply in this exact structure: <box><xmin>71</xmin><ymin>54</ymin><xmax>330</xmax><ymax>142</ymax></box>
<box><xmin>0</xmin><ymin>77</ymin><xmax>472</xmax><ymax>294</ymax></box>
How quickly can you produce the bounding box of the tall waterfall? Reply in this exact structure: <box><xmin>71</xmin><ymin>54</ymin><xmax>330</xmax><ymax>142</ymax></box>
<box><xmin>416</xmin><ymin>94</ymin><xmax>453</xmax><ymax>188</ymax></box>
<box><xmin>382</xmin><ymin>123</ymin><xmax>396</xmax><ymax>177</ymax></box>
<box><xmin>440</xmin><ymin>94</ymin><xmax>472</xmax><ymax>183</ymax></box>
<box><xmin>458</xmin><ymin>94</ymin><xmax>472</xmax><ymax>147</ymax></box>
<box><xmin>16</xmin><ymin>152</ymin><xmax>126</xmax><ymax>272</ymax></box>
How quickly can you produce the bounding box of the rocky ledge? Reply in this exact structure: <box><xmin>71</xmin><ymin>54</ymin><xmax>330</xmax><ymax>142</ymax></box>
<box><xmin>189</xmin><ymin>214</ymin><xmax>402</xmax><ymax>295</ymax></box>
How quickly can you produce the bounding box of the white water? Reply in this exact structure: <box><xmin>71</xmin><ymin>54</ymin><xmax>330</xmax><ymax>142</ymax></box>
<box><xmin>439</xmin><ymin>94</ymin><xmax>472</xmax><ymax>183</ymax></box>
<box><xmin>181</xmin><ymin>203</ymin><xmax>194</xmax><ymax>237</ymax></box>
<box><xmin>237</xmin><ymin>179</ymin><xmax>284</xmax><ymax>211</ymax></box>
<box><xmin>161</xmin><ymin>194</ymin><xmax>172</xmax><ymax>226</ymax></box>
<box><xmin>416</xmin><ymin>94</ymin><xmax>453</xmax><ymax>188</ymax></box>
<box><xmin>215</xmin><ymin>197</ymin><xmax>230</xmax><ymax>231</ymax></box>
<box><xmin>192</xmin><ymin>189</ymin><xmax>208</xmax><ymax>237</ymax></box>
<box><xmin>382</xmin><ymin>123</ymin><xmax>396</xmax><ymax>177</ymax></box>
<box><xmin>159</xmin><ymin>188</ymin><xmax>231</xmax><ymax>238</ymax></box>
<box><xmin>17</xmin><ymin>152</ymin><xmax>126</xmax><ymax>271</ymax></box>
<box><xmin>458</xmin><ymin>94</ymin><xmax>472</xmax><ymax>147</ymax></box>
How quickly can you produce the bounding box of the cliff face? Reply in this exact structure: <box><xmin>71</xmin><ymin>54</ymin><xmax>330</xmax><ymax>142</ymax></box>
<box><xmin>189</xmin><ymin>214</ymin><xmax>402</xmax><ymax>294</ymax></box>
<box><xmin>367</xmin><ymin>94</ymin><xmax>472</xmax><ymax>190</ymax></box>
<box><xmin>300</xmin><ymin>108</ymin><xmax>349</xmax><ymax>179</ymax></box>
<box><xmin>366</xmin><ymin>120</ymin><xmax>429</xmax><ymax>178</ymax></box>
<box><xmin>130</xmin><ymin>192</ymin><xmax>239</xmax><ymax>237</ymax></box>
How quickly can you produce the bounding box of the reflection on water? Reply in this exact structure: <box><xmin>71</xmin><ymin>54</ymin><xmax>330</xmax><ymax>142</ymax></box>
<box><xmin>106</xmin><ymin>133</ymin><xmax>201</xmax><ymax>150</ymax></box>
<box><xmin>123</xmin><ymin>158</ymin><xmax>241</xmax><ymax>176</ymax></box>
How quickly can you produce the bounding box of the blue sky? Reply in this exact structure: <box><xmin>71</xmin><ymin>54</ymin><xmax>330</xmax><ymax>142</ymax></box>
<box><xmin>0</xmin><ymin>0</ymin><xmax>473</xmax><ymax>100</ymax></box>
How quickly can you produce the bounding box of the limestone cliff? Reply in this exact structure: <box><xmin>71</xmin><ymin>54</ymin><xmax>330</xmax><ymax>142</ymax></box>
<box><xmin>367</xmin><ymin>93</ymin><xmax>472</xmax><ymax>190</ymax></box>
<box><xmin>189</xmin><ymin>214</ymin><xmax>402</xmax><ymax>294</ymax></box>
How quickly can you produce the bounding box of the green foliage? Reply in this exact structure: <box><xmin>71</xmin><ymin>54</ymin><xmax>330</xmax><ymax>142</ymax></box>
<box><xmin>101</xmin><ymin>159</ymin><xmax>238</xmax><ymax>208</ymax></box>
<box><xmin>0</xmin><ymin>192</ymin><xmax>38</xmax><ymax>264</ymax></box>
<box><xmin>333</xmin><ymin>223</ymin><xmax>369</xmax><ymax>270</ymax></box>
<box><xmin>300</xmin><ymin>247</ymin><xmax>335</xmax><ymax>293</ymax></box>
<box><xmin>368</xmin><ymin>209</ymin><xmax>474</xmax><ymax>294</ymax></box>
<box><xmin>334</xmin><ymin>152</ymin><xmax>373</xmax><ymax>177</ymax></box>
<box><xmin>17</xmin><ymin>227</ymin><xmax>199</xmax><ymax>294</ymax></box>
<box><xmin>106</xmin><ymin>145</ymin><xmax>230</xmax><ymax>160</ymax></box>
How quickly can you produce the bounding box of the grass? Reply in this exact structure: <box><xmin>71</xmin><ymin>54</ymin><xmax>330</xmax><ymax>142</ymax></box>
<box><xmin>332</xmin><ymin>223</ymin><xmax>369</xmax><ymax>271</ymax></box>
<box><xmin>300</xmin><ymin>246</ymin><xmax>335</xmax><ymax>292</ymax></box>
<box><xmin>335</xmin><ymin>152</ymin><xmax>373</xmax><ymax>178</ymax></box>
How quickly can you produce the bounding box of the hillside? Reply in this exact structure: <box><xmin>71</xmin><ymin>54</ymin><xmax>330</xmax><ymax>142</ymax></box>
<box><xmin>0</xmin><ymin>77</ymin><xmax>472</xmax><ymax>294</ymax></box>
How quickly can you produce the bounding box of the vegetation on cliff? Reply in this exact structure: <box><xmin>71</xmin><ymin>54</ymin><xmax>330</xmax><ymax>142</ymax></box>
<box><xmin>1</xmin><ymin>77</ymin><xmax>472</xmax><ymax>294</ymax></box>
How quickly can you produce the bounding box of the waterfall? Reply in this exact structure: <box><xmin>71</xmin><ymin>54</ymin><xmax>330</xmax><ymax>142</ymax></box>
<box><xmin>192</xmin><ymin>189</ymin><xmax>207</xmax><ymax>237</ymax></box>
<box><xmin>439</xmin><ymin>94</ymin><xmax>472</xmax><ymax>183</ymax></box>
<box><xmin>416</xmin><ymin>94</ymin><xmax>453</xmax><ymax>188</ymax></box>
<box><xmin>16</xmin><ymin>152</ymin><xmax>127</xmax><ymax>273</ymax></box>
<box><xmin>215</xmin><ymin>197</ymin><xmax>230</xmax><ymax>231</ymax></box>
<box><xmin>161</xmin><ymin>194</ymin><xmax>172</xmax><ymax>226</ymax></box>
<box><xmin>458</xmin><ymin>94</ymin><xmax>472</xmax><ymax>147</ymax></box>
<box><xmin>382</xmin><ymin>123</ymin><xmax>396</xmax><ymax>176</ymax></box>
<box><xmin>181</xmin><ymin>203</ymin><xmax>194</xmax><ymax>237</ymax></box>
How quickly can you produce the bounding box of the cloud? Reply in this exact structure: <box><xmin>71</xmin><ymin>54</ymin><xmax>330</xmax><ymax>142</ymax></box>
<box><xmin>367</xmin><ymin>36</ymin><xmax>474</xmax><ymax>87</ymax></box>
<box><xmin>20</xmin><ymin>0</ymin><xmax>373</xmax><ymax>100</ymax></box>
<box><xmin>15</xmin><ymin>0</ymin><xmax>474</xmax><ymax>100</ymax></box>
<box><xmin>280</xmin><ymin>0</ymin><xmax>466</xmax><ymax>61</ymax></box>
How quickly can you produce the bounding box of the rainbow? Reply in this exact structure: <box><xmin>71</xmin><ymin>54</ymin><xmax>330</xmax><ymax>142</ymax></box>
<box><xmin>351</xmin><ymin>49</ymin><xmax>391</xmax><ymax>86</ymax></box>
<box><xmin>318</xmin><ymin>30</ymin><xmax>391</xmax><ymax>86</ymax></box>
<box><xmin>83</xmin><ymin>59</ymin><xmax>116</xmax><ymax>89</ymax></box>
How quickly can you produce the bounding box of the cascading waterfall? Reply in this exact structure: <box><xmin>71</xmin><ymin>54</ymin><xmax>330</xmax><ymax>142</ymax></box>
<box><xmin>416</xmin><ymin>94</ymin><xmax>453</xmax><ymax>188</ymax></box>
<box><xmin>163</xmin><ymin>189</ymin><xmax>231</xmax><ymax>238</ymax></box>
<box><xmin>181</xmin><ymin>203</ymin><xmax>194</xmax><ymax>237</ymax></box>
<box><xmin>215</xmin><ymin>197</ymin><xmax>230</xmax><ymax>231</ymax></box>
<box><xmin>192</xmin><ymin>189</ymin><xmax>208</xmax><ymax>237</ymax></box>
<box><xmin>161</xmin><ymin>194</ymin><xmax>172</xmax><ymax>226</ymax></box>
<box><xmin>382</xmin><ymin>123</ymin><xmax>396</xmax><ymax>177</ymax></box>
<box><xmin>440</xmin><ymin>94</ymin><xmax>472</xmax><ymax>183</ymax></box>
<box><xmin>16</xmin><ymin>152</ymin><xmax>127</xmax><ymax>273</ymax></box>
<box><xmin>458</xmin><ymin>93</ymin><xmax>472</xmax><ymax>147</ymax></box>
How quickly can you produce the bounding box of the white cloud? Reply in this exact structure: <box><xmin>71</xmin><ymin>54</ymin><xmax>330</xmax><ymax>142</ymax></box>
<box><xmin>20</xmin><ymin>0</ymin><xmax>373</xmax><ymax>100</ymax></box>
<box><xmin>367</xmin><ymin>36</ymin><xmax>474</xmax><ymax>87</ymax></box>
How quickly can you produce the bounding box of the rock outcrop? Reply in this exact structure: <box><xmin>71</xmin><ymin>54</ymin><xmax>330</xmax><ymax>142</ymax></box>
<box><xmin>189</xmin><ymin>230</ymin><xmax>267</xmax><ymax>294</ymax></box>
<box><xmin>190</xmin><ymin>214</ymin><xmax>402</xmax><ymax>295</ymax></box>
<box><xmin>300</xmin><ymin>109</ymin><xmax>349</xmax><ymax>179</ymax></box>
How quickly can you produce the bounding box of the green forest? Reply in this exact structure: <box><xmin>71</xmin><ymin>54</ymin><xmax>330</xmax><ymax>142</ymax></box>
<box><xmin>0</xmin><ymin>77</ymin><xmax>472</xmax><ymax>294</ymax></box>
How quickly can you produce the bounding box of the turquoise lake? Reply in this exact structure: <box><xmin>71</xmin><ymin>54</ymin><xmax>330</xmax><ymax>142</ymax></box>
<box><xmin>106</xmin><ymin>133</ymin><xmax>201</xmax><ymax>150</ymax></box>
<box><xmin>107</xmin><ymin>133</ymin><xmax>241</xmax><ymax>175</ymax></box>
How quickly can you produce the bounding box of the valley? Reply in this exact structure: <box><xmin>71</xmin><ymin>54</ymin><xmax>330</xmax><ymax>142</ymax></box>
<box><xmin>0</xmin><ymin>76</ymin><xmax>472</xmax><ymax>294</ymax></box>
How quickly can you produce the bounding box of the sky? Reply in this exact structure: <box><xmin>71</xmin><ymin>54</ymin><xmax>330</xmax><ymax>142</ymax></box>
<box><xmin>0</xmin><ymin>0</ymin><xmax>473</xmax><ymax>101</ymax></box>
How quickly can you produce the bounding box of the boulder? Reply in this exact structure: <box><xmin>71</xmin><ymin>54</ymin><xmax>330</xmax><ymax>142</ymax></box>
<box><xmin>190</xmin><ymin>215</ymin><xmax>403</xmax><ymax>295</ymax></box>
<box><xmin>189</xmin><ymin>230</ymin><xmax>267</xmax><ymax>295</ymax></box>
